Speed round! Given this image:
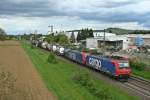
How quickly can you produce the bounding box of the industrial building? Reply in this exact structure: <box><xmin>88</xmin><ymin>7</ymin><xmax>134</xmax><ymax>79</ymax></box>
<box><xmin>66</xmin><ymin>29</ymin><xmax>150</xmax><ymax>51</ymax></box>
<box><xmin>86</xmin><ymin>32</ymin><xmax>150</xmax><ymax>51</ymax></box>
<box><xmin>86</xmin><ymin>32</ymin><xmax>129</xmax><ymax>50</ymax></box>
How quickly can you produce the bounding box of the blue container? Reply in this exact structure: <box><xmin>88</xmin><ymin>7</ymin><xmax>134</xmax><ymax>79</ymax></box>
<box><xmin>86</xmin><ymin>55</ymin><xmax>116</xmax><ymax>75</ymax></box>
<box><xmin>135</xmin><ymin>36</ymin><xmax>144</xmax><ymax>46</ymax></box>
<box><xmin>67</xmin><ymin>50</ymin><xmax>83</xmax><ymax>64</ymax></box>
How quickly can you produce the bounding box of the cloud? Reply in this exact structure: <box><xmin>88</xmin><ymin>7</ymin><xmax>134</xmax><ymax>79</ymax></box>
<box><xmin>0</xmin><ymin>0</ymin><xmax>148</xmax><ymax>17</ymax></box>
<box><xmin>0</xmin><ymin>0</ymin><xmax>65</xmax><ymax>17</ymax></box>
<box><xmin>0</xmin><ymin>0</ymin><xmax>150</xmax><ymax>34</ymax></box>
<box><xmin>0</xmin><ymin>16</ymin><xmax>82</xmax><ymax>34</ymax></box>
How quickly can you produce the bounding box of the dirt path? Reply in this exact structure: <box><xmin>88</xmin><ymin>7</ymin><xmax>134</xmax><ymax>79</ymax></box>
<box><xmin>0</xmin><ymin>41</ymin><xmax>55</xmax><ymax>100</ymax></box>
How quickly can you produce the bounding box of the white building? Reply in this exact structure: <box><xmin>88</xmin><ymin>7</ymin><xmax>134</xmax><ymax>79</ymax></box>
<box><xmin>86</xmin><ymin>32</ymin><xmax>150</xmax><ymax>50</ymax></box>
<box><xmin>86</xmin><ymin>32</ymin><xmax>129</xmax><ymax>50</ymax></box>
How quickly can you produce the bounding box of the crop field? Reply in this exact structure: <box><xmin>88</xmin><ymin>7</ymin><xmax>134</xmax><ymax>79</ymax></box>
<box><xmin>21</xmin><ymin>41</ymin><xmax>138</xmax><ymax>100</ymax></box>
<box><xmin>0</xmin><ymin>41</ymin><xmax>54</xmax><ymax>100</ymax></box>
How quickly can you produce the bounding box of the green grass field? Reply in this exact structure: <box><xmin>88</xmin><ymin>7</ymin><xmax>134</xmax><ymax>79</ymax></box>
<box><xmin>132</xmin><ymin>69</ymin><xmax>150</xmax><ymax>80</ymax></box>
<box><xmin>21</xmin><ymin>41</ymin><xmax>138</xmax><ymax>100</ymax></box>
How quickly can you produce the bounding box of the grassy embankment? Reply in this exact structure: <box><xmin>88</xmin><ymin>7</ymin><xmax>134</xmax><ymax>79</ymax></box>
<box><xmin>132</xmin><ymin>62</ymin><xmax>150</xmax><ymax>80</ymax></box>
<box><xmin>129</xmin><ymin>58</ymin><xmax>150</xmax><ymax>80</ymax></box>
<box><xmin>132</xmin><ymin>69</ymin><xmax>150</xmax><ymax>80</ymax></box>
<box><xmin>21</xmin><ymin>41</ymin><xmax>138</xmax><ymax>100</ymax></box>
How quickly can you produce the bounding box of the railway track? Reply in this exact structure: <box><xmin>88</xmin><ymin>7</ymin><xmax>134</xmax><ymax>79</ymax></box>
<box><xmin>131</xmin><ymin>75</ymin><xmax>150</xmax><ymax>86</ymax></box>
<box><xmin>124</xmin><ymin>75</ymin><xmax>150</xmax><ymax>99</ymax></box>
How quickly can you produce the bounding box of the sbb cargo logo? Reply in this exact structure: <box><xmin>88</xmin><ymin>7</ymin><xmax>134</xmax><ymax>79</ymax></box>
<box><xmin>89</xmin><ymin>57</ymin><xmax>101</xmax><ymax>69</ymax></box>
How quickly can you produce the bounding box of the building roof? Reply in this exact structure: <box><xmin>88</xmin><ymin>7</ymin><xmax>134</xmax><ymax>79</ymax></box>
<box><xmin>93</xmin><ymin>32</ymin><xmax>116</xmax><ymax>37</ymax></box>
<box><xmin>126</xmin><ymin>34</ymin><xmax>150</xmax><ymax>38</ymax></box>
<box><xmin>87</xmin><ymin>35</ymin><xmax>127</xmax><ymax>42</ymax></box>
<box><xmin>66</xmin><ymin>30</ymin><xmax>104</xmax><ymax>32</ymax></box>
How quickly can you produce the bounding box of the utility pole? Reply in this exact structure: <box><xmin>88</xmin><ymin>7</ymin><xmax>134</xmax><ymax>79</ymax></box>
<box><xmin>103</xmin><ymin>29</ymin><xmax>106</xmax><ymax>54</ymax></box>
<box><xmin>34</xmin><ymin>30</ymin><xmax>37</xmax><ymax>40</ymax></box>
<box><xmin>48</xmin><ymin>25</ymin><xmax>53</xmax><ymax>34</ymax></box>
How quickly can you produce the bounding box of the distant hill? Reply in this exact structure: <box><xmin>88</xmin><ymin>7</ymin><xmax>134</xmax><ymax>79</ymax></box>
<box><xmin>106</xmin><ymin>28</ymin><xmax>133</xmax><ymax>35</ymax></box>
<box><xmin>105</xmin><ymin>28</ymin><xmax>150</xmax><ymax>35</ymax></box>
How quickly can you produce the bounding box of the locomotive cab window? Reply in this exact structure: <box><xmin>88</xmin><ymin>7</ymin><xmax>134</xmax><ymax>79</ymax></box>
<box><xmin>118</xmin><ymin>62</ymin><xmax>129</xmax><ymax>69</ymax></box>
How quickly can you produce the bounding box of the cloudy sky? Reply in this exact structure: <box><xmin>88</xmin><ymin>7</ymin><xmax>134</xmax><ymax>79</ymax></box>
<box><xmin>0</xmin><ymin>0</ymin><xmax>150</xmax><ymax>34</ymax></box>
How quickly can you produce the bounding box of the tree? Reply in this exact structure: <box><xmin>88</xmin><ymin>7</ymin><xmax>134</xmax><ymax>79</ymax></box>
<box><xmin>45</xmin><ymin>34</ymin><xmax>54</xmax><ymax>43</ymax></box>
<box><xmin>0</xmin><ymin>28</ymin><xmax>6</xmax><ymax>35</ymax></box>
<box><xmin>109</xmin><ymin>30</ymin><xmax>112</xmax><ymax>33</ymax></box>
<box><xmin>82</xmin><ymin>28</ymin><xmax>88</xmax><ymax>39</ymax></box>
<box><xmin>0</xmin><ymin>35</ymin><xmax>6</xmax><ymax>41</ymax></box>
<box><xmin>89</xmin><ymin>28</ymin><xmax>94</xmax><ymax>37</ymax></box>
<box><xmin>77</xmin><ymin>31</ymin><xmax>82</xmax><ymax>42</ymax></box>
<box><xmin>54</xmin><ymin>34</ymin><xmax>60</xmax><ymax>43</ymax></box>
<box><xmin>59</xmin><ymin>35</ymin><xmax>69</xmax><ymax>45</ymax></box>
<box><xmin>53</xmin><ymin>34</ymin><xmax>69</xmax><ymax>45</ymax></box>
<box><xmin>0</xmin><ymin>28</ymin><xmax>7</xmax><ymax>41</ymax></box>
<box><xmin>70</xmin><ymin>32</ymin><xmax>76</xmax><ymax>43</ymax></box>
<box><xmin>76</xmin><ymin>28</ymin><xmax>94</xmax><ymax>42</ymax></box>
<box><xmin>129</xmin><ymin>30</ymin><xmax>150</xmax><ymax>34</ymax></box>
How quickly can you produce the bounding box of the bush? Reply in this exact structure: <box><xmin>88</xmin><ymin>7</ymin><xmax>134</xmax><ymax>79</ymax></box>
<box><xmin>72</xmin><ymin>71</ymin><xmax>112</xmax><ymax>99</ymax></box>
<box><xmin>81</xmin><ymin>48</ymin><xmax>98</xmax><ymax>54</ymax></box>
<box><xmin>91</xmin><ymin>49</ymin><xmax>98</xmax><ymax>54</ymax></box>
<box><xmin>30</xmin><ymin>44</ymin><xmax>35</xmax><ymax>49</ymax></box>
<box><xmin>72</xmin><ymin>72</ymin><xmax>93</xmax><ymax>86</ymax></box>
<box><xmin>0</xmin><ymin>35</ymin><xmax>6</xmax><ymax>41</ymax></box>
<box><xmin>129</xmin><ymin>58</ymin><xmax>146</xmax><ymax>71</ymax></box>
<box><xmin>47</xmin><ymin>52</ymin><xmax>57</xmax><ymax>63</ymax></box>
<box><xmin>95</xmin><ymin>88</ymin><xmax>112</xmax><ymax>99</ymax></box>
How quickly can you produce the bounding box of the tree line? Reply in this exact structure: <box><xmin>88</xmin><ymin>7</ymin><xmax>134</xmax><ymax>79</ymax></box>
<box><xmin>77</xmin><ymin>28</ymin><xmax>93</xmax><ymax>42</ymax></box>
<box><xmin>129</xmin><ymin>30</ymin><xmax>150</xmax><ymax>34</ymax></box>
<box><xmin>29</xmin><ymin>28</ymin><xmax>94</xmax><ymax>45</ymax></box>
<box><xmin>0</xmin><ymin>27</ymin><xmax>94</xmax><ymax>43</ymax></box>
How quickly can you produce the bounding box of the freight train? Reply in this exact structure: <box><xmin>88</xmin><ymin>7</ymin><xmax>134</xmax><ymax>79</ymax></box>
<box><xmin>64</xmin><ymin>49</ymin><xmax>131</xmax><ymax>79</ymax></box>
<box><xmin>31</xmin><ymin>40</ymin><xmax>131</xmax><ymax>80</ymax></box>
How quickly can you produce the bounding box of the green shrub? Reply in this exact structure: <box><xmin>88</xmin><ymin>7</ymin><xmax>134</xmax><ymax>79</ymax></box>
<box><xmin>0</xmin><ymin>35</ymin><xmax>6</xmax><ymax>41</ymax></box>
<box><xmin>47</xmin><ymin>52</ymin><xmax>57</xmax><ymax>63</ymax></box>
<box><xmin>72</xmin><ymin>71</ymin><xmax>112</xmax><ymax>99</ymax></box>
<box><xmin>81</xmin><ymin>48</ymin><xmax>98</xmax><ymax>54</ymax></box>
<box><xmin>91</xmin><ymin>49</ymin><xmax>98</xmax><ymax>54</ymax></box>
<box><xmin>87</xmin><ymin>85</ymin><xmax>96</xmax><ymax>93</ymax></box>
<box><xmin>83</xmin><ymin>48</ymin><xmax>89</xmax><ymax>52</ymax></box>
<box><xmin>73</xmin><ymin>72</ymin><xmax>93</xmax><ymax>86</ymax></box>
<box><xmin>95</xmin><ymin>88</ymin><xmax>112</xmax><ymax>99</ymax></box>
<box><xmin>129</xmin><ymin>59</ymin><xmax>146</xmax><ymax>71</ymax></box>
<box><xmin>30</xmin><ymin>44</ymin><xmax>35</xmax><ymax>49</ymax></box>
